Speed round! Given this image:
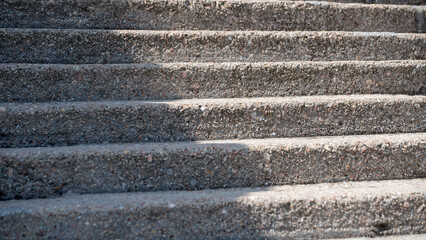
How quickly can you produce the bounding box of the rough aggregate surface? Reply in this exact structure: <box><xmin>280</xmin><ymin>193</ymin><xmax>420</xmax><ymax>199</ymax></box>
<box><xmin>1</xmin><ymin>29</ymin><xmax>425</xmax><ymax>64</ymax></box>
<box><xmin>340</xmin><ymin>234</ymin><xmax>426</xmax><ymax>240</ymax></box>
<box><xmin>1</xmin><ymin>0</ymin><xmax>423</xmax><ymax>32</ymax></box>
<box><xmin>0</xmin><ymin>179</ymin><xmax>424</xmax><ymax>239</ymax></box>
<box><xmin>290</xmin><ymin>0</ymin><xmax>426</xmax><ymax>4</ymax></box>
<box><xmin>1</xmin><ymin>61</ymin><xmax>425</xmax><ymax>102</ymax></box>
<box><xmin>1</xmin><ymin>0</ymin><xmax>425</xmax><ymax>238</ymax></box>
<box><xmin>0</xmin><ymin>95</ymin><xmax>424</xmax><ymax>148</ymax></box>
<box><xmin>0</xmin><ymin>133</ymin><xmax>424</xmax><ymax>200</ymax></box>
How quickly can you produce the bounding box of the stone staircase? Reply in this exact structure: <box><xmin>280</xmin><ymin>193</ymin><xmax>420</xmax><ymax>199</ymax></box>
<box><xmin>0</xmin><ymin>0</ymin><xmax>425</xmax><ymax>239</ymax></box>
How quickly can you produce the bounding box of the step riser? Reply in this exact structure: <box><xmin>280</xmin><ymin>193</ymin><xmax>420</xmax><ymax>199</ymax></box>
<box><xmin>1</xmin><ymin>133</ymin><xmax>424</xmax><ymax>200</ymax></box>
<box><xmin>1</xmin><ymin>29</ymin><xmax>424</xmax><ymax>64</ymax></box>
<box><xmin>1</xmin><ymin>1</ymin><xmax>423</xmax><ymax>32</ymax></box>
<box><xmin>1</xmin><ymin>179</ymin><xmax>424</xmax><ymax>239</ymax></box>
<box><xmin>1</xmin><ymin>0</ymin><xmax>425</xmax><ymax>238</ymax></box>
<box><xmin>1</xmin><ymin>61</ymin><xmax>425</xmax><ymax>102</ymax></box>
<box><xmin>0</xmin><ymin>96</ymin><xmax>424</xmax><ymax>148</ymax></box>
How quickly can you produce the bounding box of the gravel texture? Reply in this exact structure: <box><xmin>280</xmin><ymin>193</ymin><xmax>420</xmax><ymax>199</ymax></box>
<box><xmin>291</xmin><ymin>0</ymin><xmax>426</xmax><ymax>4</ymax></box>
<box><xmin>1</xmin><ymin>0</ymin><xmax>425</xmax><ymax>237</ymax></box>
<box><xmin>1</xmin><ymin>61</ymin><xmax>425</xmax><ymax>102</ymax></box>
<box><xmin>1</xmin><ymin>29</ymin><xmax>425</xmax><ymax>64</ymax></box>
<box><xmin>0</xmin><ymin>95</ymin><xmax>424</xmax><ymax>148</ymax></box>
<box><xmin>0</xmin><ymin>179</ymin><xmax>424</xmax><ymax>239</ymax></box>
<box><xmin>0</xmin><ymin>133</ymin><xmax>424</xmax><ymax>200</ymax></box>
<box><xmin>1</xmin><ymin>0</ymin><xmax>423</xmax><ymax>32</ymax></box>
<box><xmin>340</xmin><ymin>233</ymin><xmax>426</xmax><ymax>240</ymax></box>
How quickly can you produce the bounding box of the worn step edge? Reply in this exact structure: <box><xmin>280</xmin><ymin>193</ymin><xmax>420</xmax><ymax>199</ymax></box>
<box><xmin>1</xmin><ymin>0</ymin><xmax>423</xmax><ymax>32</ymax></box>
<box><xmin>1</xmin><ymin>132</ymin><xmax>425</xmax><ymax>200</ymax></box>
<box><xmin>0</xmin><ymin>178</ymin><xmax>425</xmax><ymax>239</ymax></box>
<box><xmin>338</xmin><ymin>233</ymin><xmax>426</xmax><ymax>240</ymax></box>
<box><xmin>1</xmin><ymin>94</ymin><xmax>424</xmax><ymax>148</ymax></box>
<box><xmin>289</xmin><ymin>0</ymin><xmax>425</xmax><ymax>5</ymax></box>
<box><xmin>1</xmin><ymin>60</ymin><xmax>425</xmax><ymax>102</ymax></box>
<box><xmin>1</xmin><ymin>29</ymin><xmax>424</xmax><ymax>64</ymax></box>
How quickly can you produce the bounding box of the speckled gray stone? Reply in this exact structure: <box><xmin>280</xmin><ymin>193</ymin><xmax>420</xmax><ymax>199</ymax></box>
<box><xmin>0</xmin><ymin>179</ymin><xmax>424</xmax><ymax>239</ymax></box>
<box><xmin>0</xmin><ymin>61</ymin><xmax>425</xmax><ymax>102</ymax></box>
<box><xmin>0</xmin><ymin>0</ymin><xmax>423</xmax><ymax>32</ymax></box>
<box><xmin>0</xmin><ymin>95</ymin><xmax>424</xmax><ymax>148</ymax></box>
<box><xmin>1</xmin><ymin>29</ymin><xmax>425</xmax><ymax>64</ymax></box>
<box><xmin>339</xmin><ymin>233</ymin><xmax>426</xmax><ymax>240</ymax></box>
<box><xmin>369</xmin><ymin>0</ymin><xmax>425</xmax><ymax>4</ymax></box>
<box><xmin>0</xmin><ymin>133</ymin><xmax>424</xmax><ymax>200</ymax></box>
<box><xmin>291</xmin><ymin>0</ymin><xmax>425</xmax><ymax>5</ymax></box>
<box><xmin>1</xmin><ymin>0</ymin><xmax>425</xmax><ymax>238</ymax></box>
<box><xmin>298</xmin><ymin>0</ymin><xmax>426</xmax><ymax>5</ymax></box>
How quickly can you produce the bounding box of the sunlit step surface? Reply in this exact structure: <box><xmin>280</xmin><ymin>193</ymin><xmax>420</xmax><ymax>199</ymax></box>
<box><xmin>1</xmin><ymin>132</ymin><xmax>424</xmax><ymax>200</ymax></box>
<box><xmin>1</xmin><ymin>178</ymin><xmax>424</xmax><ymax>239</ymax></box>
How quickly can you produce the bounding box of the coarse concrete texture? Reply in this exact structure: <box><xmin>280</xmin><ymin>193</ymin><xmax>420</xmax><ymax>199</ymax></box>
<box><xmin>365</xmin><ymin>0</ymin><xmax>425</xmax><ymax>4</ymax></box>
<box><xmin>291</xmin><ymin>0</ymin><xmax>426</xmax><ymax>4</ymax></box>
<box><xmin>1</xmin><ymin>29</ymin><xmax>425</xmax><ymax>64</ymax></box>
<box><xmin>1</xmin><ymin>133</ymin><xmax>424</xmax><ymax>200</ymax></box>
<box><xmin>339</xmin><ymin>233</ymin><xmax>426</xmax><ymax>240</ymax></box>
<box><xmin>0</xmin><ymin>0</ymin><xmax>424</xmax><ymax>32</ymax></box>
<box><xmin>0</xmin><ymin>179</ymin><xmax>424</xmax><ymax>239</ymax></box>
<box><xmin>0</xmin><ymin>0</ymin><xmax>425</xmax><ymax>238</ymax></box>
<box><xmin>1</xmin><ymin>61</ymin><xmax>425</xmax><ymax>102</ymax></box>
<box><xmin>0</xmin><ymin>95</ymin><xmax>424</xmax><ymax>148</ymax></box>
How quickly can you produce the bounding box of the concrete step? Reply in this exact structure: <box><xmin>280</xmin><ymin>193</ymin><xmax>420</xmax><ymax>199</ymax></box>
<box><xmin>1</xmin><ymin>178</ymin><xmax>424</xmax><ymax>238</ymax></box>
<box><xmin>341</xmin><ymin>234</ymin><xmax>426</xmax><ymax>240</ymax></box>
<box><xmin>1</xmin><ymin>0</ymin><xmax>424</xmax><ymax>32</ymax></box>
<box><xmin>1</xmin><ymin>61</ymin><xmax>425</xmax><ymax>103</ymax></box>
<box><xmin>290</xmin><ymin>0</ymin><xmax>425</xmax><ymax>5</ymax></box>
<box><xmin>1</xmin><ymin>29</ymin><xmax>424</xmax><ymax>64</ymax></box>
<box><xmin>1</xmin><ymin>133</ymin><xmax>424</xmax><ymax>200</ymax></box>
<box><xmin>0</xmin><ymin>95</ymin><xmax>424</xmax><ymax>148</ymax></box>
<box><xmin>362</xmin><ymin>0</ymin><xmax>425</xmax><ymax>4</ymax></box>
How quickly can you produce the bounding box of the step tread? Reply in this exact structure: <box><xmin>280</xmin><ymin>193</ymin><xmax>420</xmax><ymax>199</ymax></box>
<box><xmin>1</xmin><ymin>0</ymin><xmax>423</xmax><ymax>32</ymax></box>
<box><xmin>1</xmin><ymin>94</ymin><xmax>424</xmax><ymax>147</ymax></box>
<box><xmin>290</xmin><ymin>0</ymin><xmax>425</xmax><ymax>4</ymax></box>
<box><xmin>1</xmin><ymin>179</ymin><xmax>424</xmax><ymax>238</ymax></box>
<box><xmin>2</xmin><ymin>178</ymin><xmax>424</xmax><ymax>212</ymax></box>
<box><xmin>340</xmin><ymin>234</ymin><xmax>426</xmax><ymax>240</ymax></box>
<box><xmin>1</xmin><ymin>132</ymin><xmax>424</xmax><ymax>200</ymax></box>
<box><xmin>1</xmin><ymin>29</ymin><xmax>424</xmax><ymax>64</ymax></box>
<box><xmin>1</xmin><ymin>61</ymin><xmax>425</xmax><ymax>102</ymax></box>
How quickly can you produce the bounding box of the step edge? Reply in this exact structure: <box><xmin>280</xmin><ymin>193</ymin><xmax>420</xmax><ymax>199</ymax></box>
<box><xmin>1</xmin><ymin>132</ymin><xmax>424</xmax><ymax>155</ymax></box>
<box><xmin>1</xmin><ymin>178</ymin><xmax>424</xmax><ymax>215</ymax></box>
<box><xmin>1</xmin><ymin>60</ymin><xmax>425</xmax><ymax>68</ymax></box>
<box><xmin>0</xmin><ymin>94</ymin><xmax>424</xmax><ymax>109</ymax></box>
<box><xmin>1</xmin><ymin>28</ymin><xmax>425</xmax><ymax>37</ymax></box>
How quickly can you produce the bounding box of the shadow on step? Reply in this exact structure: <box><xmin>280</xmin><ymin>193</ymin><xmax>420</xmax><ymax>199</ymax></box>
<box><xmin>1</xmin><ymin>133</ymin><xmax>424</xmax><ymax>200</ymax></box>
